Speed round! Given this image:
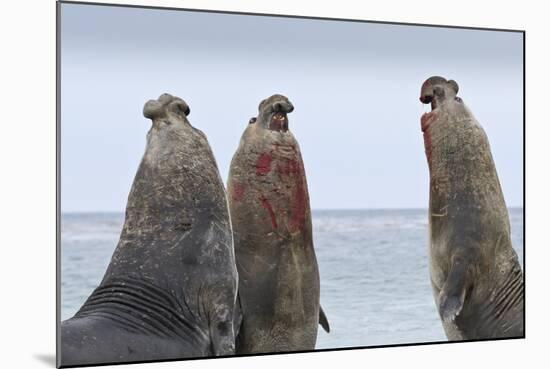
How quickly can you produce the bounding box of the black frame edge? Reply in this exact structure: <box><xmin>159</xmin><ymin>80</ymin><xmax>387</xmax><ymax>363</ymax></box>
<box><xmin>58</xmin><ymin>0</ymin><xmax>525</xmax><ymax>34</ymax></box>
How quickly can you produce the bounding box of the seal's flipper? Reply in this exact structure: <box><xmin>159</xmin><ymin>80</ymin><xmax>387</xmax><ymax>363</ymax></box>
<box><xmin>319</xmin><ymin>306</ymin><xmax>330</xmax><ymax>333</ymax></box>
<box><xmin>208</xmin><ymin>302</ymin><xmax>237</xmax><ymax>356</ymax></box>
<box><xmin>439</xmin><ymin>295</ymin><xmax>465</xmax><ymax>323</ymax></box>
<box><xmin>438</xmin><ymin>256</ymin><xmax>470</xmax><ymax>323</ymax></box>
<box><xmin>233</xmin><ymin>293</ymin><xmax>243</xmax><ymax>341</ymax></box>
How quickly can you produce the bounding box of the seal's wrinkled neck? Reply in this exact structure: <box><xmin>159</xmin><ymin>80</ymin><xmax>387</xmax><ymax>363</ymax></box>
<box><xmin>256</xmin><ymin>94</ymin><xmax>294</xmax><ymax>132</ymax></box>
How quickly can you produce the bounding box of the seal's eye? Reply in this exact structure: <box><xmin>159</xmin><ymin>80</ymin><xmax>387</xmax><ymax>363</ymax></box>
<box><xmin>433</xmin><ymin>86</ymin><xmax>445</xmax><ymax>98</ymax></box>
<box><xmin>258</xmin><ymin>98</ymin><xmax>267</xmax><ymax>112</ymax></box>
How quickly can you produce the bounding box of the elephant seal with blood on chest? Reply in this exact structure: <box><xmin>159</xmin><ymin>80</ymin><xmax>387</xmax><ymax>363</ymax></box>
<box><xmin>419</xmin><ymin>76</ymin><xmax>524</xmax><ymax>340</ymax></box>
<box><xmin>227</xmin><ymin>94</ymin><xmax>329</xmax><ymax>354</ymax></box>
<box><xmin>60</xmin><ymin>94</ymin><xmax>238</xmax><ymax>366</ymax></box>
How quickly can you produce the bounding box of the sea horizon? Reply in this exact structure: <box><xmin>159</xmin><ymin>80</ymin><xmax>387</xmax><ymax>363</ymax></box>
<box><xmin>60</xmin><ymin>206</ymin><xmax>524</xmax><ymax>215</ymax></box>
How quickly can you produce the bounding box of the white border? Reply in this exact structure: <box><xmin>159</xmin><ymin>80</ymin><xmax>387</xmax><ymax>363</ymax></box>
<box><xmin>1</xmin><ymin>0</ymin><xmax>547</xmax><ymax>368</ymax></box>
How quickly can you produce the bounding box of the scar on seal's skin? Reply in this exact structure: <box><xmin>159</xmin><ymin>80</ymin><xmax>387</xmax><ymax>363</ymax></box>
<box><xmin>432</xmin><ymin>205</ymin><xmax>448</xmax><ymax>217</ymax></box>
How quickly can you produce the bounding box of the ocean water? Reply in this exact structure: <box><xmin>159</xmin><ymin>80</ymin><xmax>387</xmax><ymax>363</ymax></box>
<box><xmin>60</xmin><ymin>208</ymin><xmax>524</xmax><ymax>350</ymax></box>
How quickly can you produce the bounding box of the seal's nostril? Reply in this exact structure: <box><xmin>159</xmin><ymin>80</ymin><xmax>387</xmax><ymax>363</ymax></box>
<box><xmin>158</xmin><ymin>93</ymin><xmax>173</xmax><ymax>105</ymax></box>
<box><xmin>273</xmin><ymin>102</ymin><xmax>293</xmax><ymax>113</ymax></box>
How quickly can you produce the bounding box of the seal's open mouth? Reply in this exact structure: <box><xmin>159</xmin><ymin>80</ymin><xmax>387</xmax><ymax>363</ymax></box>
<box><xmin>420</xmin><ymin>94</ymin><xmax>432</xmax><ymax>105</ymax></box>
<box><xmin>269</xmin><ymin>112</ymin><xmax>288</xmax><ymax>132</ymax></box>
<box><xmin>420</xmin><ymin>94</ymin><xmax>437</xmax><ymax>132</ymax></box>
<box><xmin>419</xmin><ymin>76</ymin><xmax>460</xmax><ymax>133</ymax></box>
<box><xmin>420</xmin><ymin>94</ymin><xmax>438</xmax><ymax>111</ymax></box>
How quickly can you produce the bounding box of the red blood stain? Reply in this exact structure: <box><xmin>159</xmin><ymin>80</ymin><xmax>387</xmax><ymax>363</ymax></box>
<box><xmin>255</xmin><ymin>153</ymin><xmax>272</xmax><ymax>175</ymax></box>
<box><xmin>421</xmin><ymin>112</ymin><xmax>436</xmax><ymax>167</ymax></box>
<box><xmin>231</xmin><ymin>181</ymin><xmax>245</xmax><ymax>202</ymax></box>
<box><xmin>421</xmin><ymin>111</ymin><xmax>436</xmax><ymax>132</ymax></box>
<box><xmin>259</xmin><ymin>197</ymin><xmax>277</xmax><ymax>229</ymax></box>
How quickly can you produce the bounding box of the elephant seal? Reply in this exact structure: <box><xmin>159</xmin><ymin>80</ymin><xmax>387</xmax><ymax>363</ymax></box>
<box><xmin>227</xmin><ymin>94</ymin><xmax>329</xmax><ymax>354</ymax></box>
<box><xmin>60</xmin><ymin>94</ymin><xmax>238</xmax><ymax>366</ymax></box>
<box><xmin>419</xmin><ymin>76</ymin><xmax>524</xmax><ymax>340</ymax></box>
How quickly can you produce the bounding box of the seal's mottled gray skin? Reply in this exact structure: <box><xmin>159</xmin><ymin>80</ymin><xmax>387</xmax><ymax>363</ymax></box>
<box><xmin>60</xmin><ymin>94</ymin><xmax>238</xmax><ymax>366</ymax></box>
<box><xmin>420</xmin><ymin>77</ymin><xmax>524</xmax><ymax>340</ymax></box>
<box><xmin>227</xmin><ymin>95</ymin><xmax>329</xmax><ymax>354</ymax></box>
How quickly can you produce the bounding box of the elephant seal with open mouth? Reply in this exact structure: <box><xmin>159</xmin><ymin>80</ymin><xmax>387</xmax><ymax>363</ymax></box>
<box><xmin>227</xmin><ymin>94</ymin><xmax>329</xmax><ymax>354</ymax></box>
<box><xmin>60</xmin><ymin>94</ymin><xmax>238</xmax><ymax>366</ymax></box>
<box><xmin>419</xmin><ymin>76</ymin><xmax>524</xmax><ymax>340</ymax></box>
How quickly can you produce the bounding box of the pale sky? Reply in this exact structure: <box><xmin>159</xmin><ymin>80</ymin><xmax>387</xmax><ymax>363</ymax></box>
<box><xmin>60</xmin><ymin>3</ymin><xmax>523</xmax><ymax>212</ymax></box>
